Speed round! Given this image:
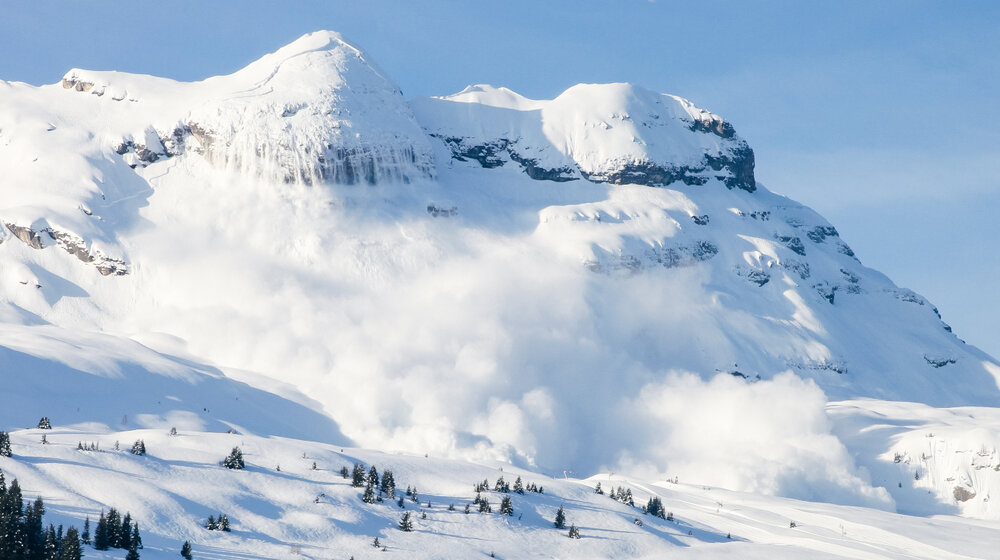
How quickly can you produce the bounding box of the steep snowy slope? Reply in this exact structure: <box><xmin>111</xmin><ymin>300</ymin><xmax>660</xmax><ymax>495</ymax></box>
<box><xmin>2</xmin><ymin>30</ymin><xmax>999</xmax><ymax>524</ymax></box>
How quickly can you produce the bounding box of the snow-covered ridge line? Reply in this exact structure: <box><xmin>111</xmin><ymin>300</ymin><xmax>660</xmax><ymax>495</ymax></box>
<box><xmin>412</xmin><ymin>82</ymin><xmax>756</xmax><ymax>191</ymax></box>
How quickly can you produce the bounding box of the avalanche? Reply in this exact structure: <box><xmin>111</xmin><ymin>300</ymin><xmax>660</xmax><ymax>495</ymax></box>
<box><xmin>2</xmin><ymin>29</ymin><xmax>1000</xmax><ymax>558</ymax></box>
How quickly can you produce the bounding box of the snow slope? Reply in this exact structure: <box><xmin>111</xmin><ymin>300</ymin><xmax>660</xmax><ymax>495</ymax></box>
<box><xmin>2</xmin><ymin>29</ymin><xmax>1000</xmax><ymax>540</ymax></box>
<box><xmin>3</xmin><ymin>423</ymin><xmax>999</xmax><ymax>560</ymax></box>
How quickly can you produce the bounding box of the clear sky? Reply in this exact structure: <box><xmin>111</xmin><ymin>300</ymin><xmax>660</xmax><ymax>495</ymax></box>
<box><xmin>2</xmin><ymin>0</ymin><xmax>997</xmax><ymax>359</ymax></box>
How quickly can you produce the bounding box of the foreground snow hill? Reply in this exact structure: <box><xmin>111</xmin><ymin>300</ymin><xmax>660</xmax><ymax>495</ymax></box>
<box><xmin>2</xmin><ymin>29</ymin><xmax>1000</xmax><ymax>552</ymax></box>
<box><xmin>3</xmin><ymin>424</ymin><xmax>1000</xmax><ymax>560</ymax></box>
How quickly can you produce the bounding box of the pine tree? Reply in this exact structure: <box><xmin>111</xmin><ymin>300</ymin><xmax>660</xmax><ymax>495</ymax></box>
<box><xmin>223</xmin><ymin>447</ymin><xmax>245</xmax><ymax>470</ymax></box>
<box><xmin>0</xmin><ymin>478</ymin><xmax>24</xmax><ymax>560</ymax></box>
<box><xmin>205</xmin><ymin>515</ymin><xmax>217</xmax><ymax>531</ymax></box>
<box><xmin>398</xmin><ymin>511</ymin><xmax>413</xmax><ymax>532</ymax></box>
<box><xmin>362</xmin><ymin>484</ymin><xmax>376</xmax><ymax>504</ymax></box>
<box><xmin>351</xmin><ymin>464</ymin><xmax>365</xmax><ymax>487</ymax></box>
<box><xmin>494</xmin><ymin>476</ymin><xmax>506</xmax><ymax>493</ymax></box>
<box><xmin>478</xmin><ymin>499</ymin><xmax>491</xmax><ymax>514</ymax></box>
<box><xmin>58</xmin><ymin>527</ymin><xmax>81</xmax><ymax>560</ymax></box>
<box><xmin>372</xmin><ymin>537</ymin><xmax>380</xmax><ymax>548</ymax></box>
<box><xmin>367</xmin><ymin>465</ymin><xmax>379</xmax><ymax>489</ymax></box>
<box><xmin>126</xmin><ymin>543</ymin><xmax>140</xmax><ymax>560</ymax></box>
<box><xmin>180</xmin><ymin>540</ymin><xmax>193</xmax><ymax>560</ymax></box>
<box><xmin>410</xmin><ymin>487</ymin><xmax>419</xmax><ymax>502</ymax></box>
<box><xmin>25</xmin><ymin>497</ymin><xmax>45</xmax><ymax>560</ymax></box>
<box><xmin>0</xmin><ymin>432</ymin><xmax>11</xmax><ymax>457</ymax></box>
<box><xmin>594</xmin><ymin>482</ymin><xmax>603</xmax><ymax>495</ymax></box>
<box><xmin>499</xmin><ymin>496</ymin><xmax>513</xmax><ymax>516</ymax></box>
<box><xmin>43</xmin><ymin>524</ymin><xmax>57</xmax><ymax>560</ymax></box>
<box><xmin>513</xmin><ymin>476</ymin><xmax>524</xmax><ymax>495</ymax></box>
<box><xmin>464</xmin><ymin>503</ymin><xmax>470</xmax><ymax>514</ymax></box>
<box><xmin>218</xmin><ymin>515</ymin><xmax>229</xmax><ymax>532</ymax></box>
<box><xmin>81</xmin><ymin>517</ymin><xmax>90</xmax><ymax>545</ymax></box>
<box><xmin>568</xmin><ymin>524</ymin><xmax>580</xmax><ymax>539</ymax></box>
<box><xmin>94</xmin><ymin>511</ymin><xmax>109</xmax><ymax>550</ymax></box>
<box><xmin>132</xmin><ymin>522</ymin><xmax>143</xmax><ymax>547</ymax></box>
<box><xmin>121</xmin><ymin>513</ymin><xmax>132</xmax><ymax>550</ymax></box>
<box><xmin>380</xmin><ymin>469</ymin><xmax>396</xmax><ymax>498</ymax></box>
<box><xmin>554</xmin><ymin>506</ymin><xmax>566</xmax><ymax>529</ymax></box>
<box><xmin>130</xmin><ymin>440</ymin><xmax>146</xmax><ymax>456</ymax></box>
<box><xmin>340</xmin><ymin>466</ymin><xmax>349</xmax><ymax>479</ymax></box>
<box><xmin>37</xmin><ymin>417</ymin><xmax>52</xmax><ymax>430</ymax></box>
<box><xmin>397</xmin><ymin>496</ymin><xmax>405</xmax><ymax>508</ymax></box>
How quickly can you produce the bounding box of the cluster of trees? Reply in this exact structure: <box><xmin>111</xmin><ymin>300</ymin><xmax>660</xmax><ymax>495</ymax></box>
<box><xmin>0</xmin><ymin>471</ymin><xmax>84</xmax><ymax>560</ymax></box>
<box><xmin>474</xmin><ymin>476</ymin><xmax>540</xmax><ymax>495</ymax></box>
<box><xmin>642</xmin><ymin>497</ymin><xmax>668</xmax><ymax>520</ymax></box>
<box><xmin>203</xmin><ymin>514</ymin><xmax>231</xmax><ymax>532</ymax></box>
<box><xmin>93</xmin><ymin>507</ymin><xmax>142</xmax><ymax>558</ymax></box>
<box><xmin>607</xmin><ymin>486</ymin><xmax>635</xmax><ymax>507</ymax></box>
<box><xmin>598</xmin><ymin>482</ymin><xmax>673</xmax><ymax>521</ymax></box>
<box><xmin>349</xmin><ymin>463</ymin><xmax>397</xmax><ymax>505</ymax></box>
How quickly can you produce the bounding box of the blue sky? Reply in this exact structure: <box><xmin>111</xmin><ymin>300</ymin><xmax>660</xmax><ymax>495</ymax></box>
<box><xmin>2</xmin><ymin>0</ymin><xmax>998</xmax><ymax>358</ymax></box>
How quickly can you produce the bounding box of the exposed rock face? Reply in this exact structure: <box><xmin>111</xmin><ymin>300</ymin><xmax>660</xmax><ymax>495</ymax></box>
<box><xmin>5</xmin><ymin>223</ymin><xmax>46</xmax><ymax>249</ymax></box>
<box><xmin>3</xmin><ymin>222</ymin><xmax>127</xmax><ymax>275</ymax></box>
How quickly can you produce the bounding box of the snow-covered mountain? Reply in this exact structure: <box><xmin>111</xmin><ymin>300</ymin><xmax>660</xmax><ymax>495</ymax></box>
<box><xmin>2</xmin><ymin>30</ymin><xmax>1000</xmax><ymax>557</ymax></box>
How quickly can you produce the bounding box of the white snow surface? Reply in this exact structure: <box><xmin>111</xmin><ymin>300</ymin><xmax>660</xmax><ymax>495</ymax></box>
<box><xmin>4</xmin><ymin>422</ymin><xmax>1000</xmax><ymax>560</ymax></box>
<box><xmin>3</xmin><ymin>31</ymin><xmax>1000</xmax><ymax>555</ymax></box>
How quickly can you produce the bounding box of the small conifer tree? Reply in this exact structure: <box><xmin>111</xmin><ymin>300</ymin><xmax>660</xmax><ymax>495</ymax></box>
<box><xmin>499</xmin><ymin>496</ymin><xmax>513</xmax><ymax>516</ymax></box>
<box><xmin>351</xmin><ymin>464</ymin><xmax>366</xmax><ymax>487</ymax></box>
<box><xmin>380</xmin><ymin>469</ymin><xmax>396</xmax><ymax>498</ymax></box>
<box><xmin>568</xmin><ymin>524</ymin><xmax>580</xmax><ymax>539</ymax></box>
<box><xmin>130</xmin><ymin>440</ymin><xmax>146</xmax><ymax>456</ymax></box>
<box><xmin>180</xmin><ymin>541</ymin><xmax>193</xmax><ymax>560</ymax></box>
<box><xmin>554</xmin><ymin>506</ymin><xmax>566</xmax><ymax>529</ymax></box>
<box><xmin>38</xmin><ymin>417</ymin><xmax>52</xmax><ymax>429</ymax></box>
<box><xmin>362</xmin><ymin>484</ymin><xmax>376</xmax><ymax>504</ymax></box>
<box><xmin>60</xmin><ymin>527</ymin><xmax>82</xmax><ymax>560</ymax></box>
<box><xmin>513</xmin><ymin>476</ymin><xmax>524</xmax><ymax>494</ymax></box>
<box><xmin>0</xmin><ymin>431</ymin><xmax>11</xmax><ymax>457</ymax></box>
<box><xmin>398</xmin><ymin>511</ymin><xmax>413</xmax><ymax>532</ymax></box>
<box><xmin>223</xmin><ymin>447</ymin><xmax>245</xmax><ymax>470</ymax></box>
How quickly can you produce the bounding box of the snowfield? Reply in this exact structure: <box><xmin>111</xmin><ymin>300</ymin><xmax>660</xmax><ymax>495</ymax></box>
<box><xmin>2</xmin><ymin>30</ymin><xmax>1000</xmax><ymax>558</ymax></box>
<box><xmin>3</xmin><ymin>421</ymin><xmax>1000</xmax><ymax>560</ymax></box>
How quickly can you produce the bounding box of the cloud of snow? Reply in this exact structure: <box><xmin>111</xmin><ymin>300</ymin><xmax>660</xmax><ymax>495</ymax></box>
<box><xmin>618</xmin><ymin>371</ymin><xmax>894</xmax><ymax>509</ymax></box>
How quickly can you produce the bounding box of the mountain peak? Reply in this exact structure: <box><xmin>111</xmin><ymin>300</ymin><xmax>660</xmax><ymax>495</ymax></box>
<box><xmin>413</xmin><ymin>81</ymin><xmax>755</xmax><ymax>190</ymax></box>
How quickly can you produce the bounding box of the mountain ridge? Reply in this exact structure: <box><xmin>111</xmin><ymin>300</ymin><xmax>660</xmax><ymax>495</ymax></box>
<box><xmin>2</xmin><ymin>31</ymin><xmax>999</xmax><ymax>525</ymax></box>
